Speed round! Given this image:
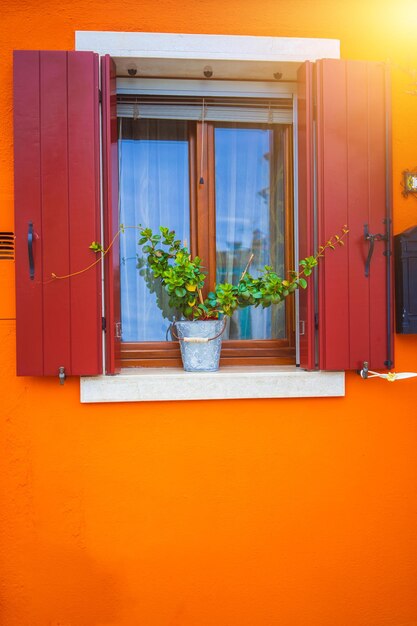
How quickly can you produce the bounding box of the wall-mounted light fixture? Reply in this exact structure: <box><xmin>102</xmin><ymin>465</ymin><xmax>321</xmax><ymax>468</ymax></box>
<box><xmin>402</xmin><ymin>169</ymin><xmax>417</xmax><ymax>197</ymax></box>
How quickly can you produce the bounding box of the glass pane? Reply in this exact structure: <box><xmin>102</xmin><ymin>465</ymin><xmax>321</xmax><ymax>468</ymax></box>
<box><xmin>119</xmin><ymin>119</ymin><xmax>190</xmax><ymax>342</ymax></box>
<box><xmin>215</xmin><ymin>125</ymin><xmax>286</xmax><ymax>340</ymax></box>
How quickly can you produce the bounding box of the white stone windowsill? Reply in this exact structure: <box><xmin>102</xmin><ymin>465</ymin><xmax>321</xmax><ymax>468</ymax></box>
<box><xmin>80</xmin><ymin>366</ymin><xmax>345</xmax><ymax>403</ymax></box>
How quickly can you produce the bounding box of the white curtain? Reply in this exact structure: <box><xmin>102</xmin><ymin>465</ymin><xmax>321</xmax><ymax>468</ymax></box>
<box><xmin>119</xmin><ymin>119</ymin><xmax>286</xmax><ymax>343</ymax></box>
<box><xmin>119</xmin><ymin>119</ymin><xmax>190</xmax><ymax>342</ymax></box>
<box><xmin>215</xmin><ymin>125</ymin><xmax>286</xmax><ymax>339</ymax></box>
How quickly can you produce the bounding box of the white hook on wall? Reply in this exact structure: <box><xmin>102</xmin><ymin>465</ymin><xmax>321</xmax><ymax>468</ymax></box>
<box><xmin>359</xmin><ymin>361</ymin><xmax>417</xmax><ymax>382</ymax></box>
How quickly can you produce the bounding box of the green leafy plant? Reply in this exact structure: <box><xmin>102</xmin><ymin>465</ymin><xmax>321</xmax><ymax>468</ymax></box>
<box><xmin>137</xmin><ymin>225</ymin><xmax>349</xmax><ymax>321</ymax></box>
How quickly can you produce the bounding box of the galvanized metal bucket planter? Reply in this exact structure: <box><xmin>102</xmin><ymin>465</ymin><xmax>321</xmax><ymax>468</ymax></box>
<box><xmin>173</xmin><ymin>319</ymin><xmax>227</xmax><ymax>372</ymax></box>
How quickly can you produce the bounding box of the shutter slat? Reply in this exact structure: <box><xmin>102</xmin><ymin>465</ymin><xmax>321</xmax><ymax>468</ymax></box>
<box><xmin>368</xmin><ymin>63</ymin><xmax>392</xmax><ymax>368</ymax></box>
<box><xmin>14</xmin><ymin>51</ymin><xmax>44</xmax><ymax>375</ymax></box>
<box><xmin>41</xmin><ymin>51</ymin><xmax>72</xmax><ymax>374</ymax></box>
<box><xmin>345</xmin><ymin>61</ymin><xmax>371</xmax><ymax>368</ymax></box>
<box><xmin>317</xmin><ymin>59</ymin><xmax>351</xmax><ymax>370</ymax></box>
<box><xmin>68</xmin><ymin>51</ymin><xmax>102</xmax><ymax>374</ymax></box>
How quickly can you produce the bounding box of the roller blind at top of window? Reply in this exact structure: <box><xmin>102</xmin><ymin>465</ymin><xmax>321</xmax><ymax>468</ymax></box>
<box><xmin>117</xmin><ymin>95</ymin><xmax>293</xmax><ymax>124</ymax></box>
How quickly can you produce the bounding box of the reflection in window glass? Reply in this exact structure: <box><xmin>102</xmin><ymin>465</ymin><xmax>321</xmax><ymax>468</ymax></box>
<box><xmin>215</xmin><ymin>125</ymin><xmax>286</xmax><ymax>340</ymax></box>
<box><xmin>118</xmin><ymin>119</ymin><xmax>190</xmax><ymax>341</ymax></box>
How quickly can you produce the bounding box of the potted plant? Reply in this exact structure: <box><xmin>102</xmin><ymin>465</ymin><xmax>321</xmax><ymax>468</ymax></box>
<box><xmin>137</xmin><ymin>225</ymin><xmax>348</xmax><ymax>372</ymax></box>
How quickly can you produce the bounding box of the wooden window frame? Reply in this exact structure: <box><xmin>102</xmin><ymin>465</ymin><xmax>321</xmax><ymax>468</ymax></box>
<box><xmin>119</xmin><ymin>117</ymin><xmax>295</xmax><ymax>368</ymax></box>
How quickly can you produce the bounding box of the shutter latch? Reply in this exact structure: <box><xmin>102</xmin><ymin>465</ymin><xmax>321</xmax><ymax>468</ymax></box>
<box><xmin>359</xmin><ymin>361</ymin><xmax>369</xmax><ymax>378</ymax></box>
<box><xmin>58</xmin><ymin>366</ymin><xmax>66</xmax><ymax>385</ymax></box>
<box><xmin>364</xmin><ymin>224</ymin><xmax>387</xmax><ymax>278</ymax></box>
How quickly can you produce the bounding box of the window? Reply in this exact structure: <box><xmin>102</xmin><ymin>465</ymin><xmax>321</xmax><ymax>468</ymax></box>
<box><xmin>117</xmin><ymin>95</ymin><xmax>295</xmax><ymax>367</ymax></box>
<box><xmin>13</xmin><ymin>43</ymin><xmax>393</xmax><ymax>381</ymax></box>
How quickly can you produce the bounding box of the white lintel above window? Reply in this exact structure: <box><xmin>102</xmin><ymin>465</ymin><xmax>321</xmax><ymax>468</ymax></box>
<box><xmin>75</xmin><ymin>31</ymin><xmax>340</xmax><ymax>82</ymax></box>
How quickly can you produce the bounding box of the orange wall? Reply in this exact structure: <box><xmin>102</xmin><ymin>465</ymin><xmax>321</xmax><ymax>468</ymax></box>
<box><xmin>1</xmin><ymin>2</ymin><xmax>417</xmax><ymax>625</ymax></box>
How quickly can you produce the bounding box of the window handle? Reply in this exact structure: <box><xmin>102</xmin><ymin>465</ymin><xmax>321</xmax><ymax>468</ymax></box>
<box><xmin>28</xmin><ymin>221</ymin><xmax>35</xmax><ymax>280</ymax></box>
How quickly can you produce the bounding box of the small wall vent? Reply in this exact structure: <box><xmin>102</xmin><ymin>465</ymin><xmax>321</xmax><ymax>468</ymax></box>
<box><xmin>0</xmin><ymin>232</ymin><xmax>15</xmax><ymax>260</ymax></box>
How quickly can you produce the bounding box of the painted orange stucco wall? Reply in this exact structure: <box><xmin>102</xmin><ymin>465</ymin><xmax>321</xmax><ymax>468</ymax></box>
<box><xmin>1</xmin><ymin>1</ymin><xmax>417</xmax><ymax>625</ymax></box>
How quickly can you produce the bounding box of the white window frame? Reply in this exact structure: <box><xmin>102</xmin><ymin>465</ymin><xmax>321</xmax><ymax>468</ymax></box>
<box><xmin>76</xmin><ymin>31</ymin><xmax>344</xmax><ymax>402</ymax></box>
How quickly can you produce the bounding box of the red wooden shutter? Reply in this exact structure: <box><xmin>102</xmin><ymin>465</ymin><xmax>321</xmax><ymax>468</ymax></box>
<box><xmin>297</xmin><ymin>59</ymin><xmax>393</xmax><ymax>371</ymax></box>
<box><xmin>14</xmin><ymin>51</ymin><xmax>102</xmax><ymax>376</ymax></box>
<box><xmin>101</xmin><ymin>55</ymin><xmax>121</xmax><ymax>375</ymax></box>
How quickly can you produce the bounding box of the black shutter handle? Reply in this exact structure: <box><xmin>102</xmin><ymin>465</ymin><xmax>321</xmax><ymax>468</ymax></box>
<box><xmin>364</xmin><ymin>224</ymin><xmax>387</xmax><ymax>278</ymax></box>
<box><xmin>28</xmin><ymin>221</ymin><xmax>35</xmax><ymax>280</ymax></box>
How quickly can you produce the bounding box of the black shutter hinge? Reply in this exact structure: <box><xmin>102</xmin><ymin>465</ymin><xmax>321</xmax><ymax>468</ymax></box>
<box><xmin>99</xmin><ymin>89</ymin><xmax>102</xmax><ymax>104</ymax></box>
<box><xmin>314</xmin><ymin>312</ymin><xmax>319</xmax><ymax>330</ymax></box>
<box><xmin>102</xmin><ymin>316</ymin><xmax>106</xmax><ymax>332</ymax></box>
<box><xmin>383</xmin><ymin>218</ymin><xmax>392</xmax><ymax>257</ymax></box>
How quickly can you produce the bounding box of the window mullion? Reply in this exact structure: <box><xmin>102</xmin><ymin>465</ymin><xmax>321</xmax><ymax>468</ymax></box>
<box><xmin>284</xmin><ymin>126</ymin><xmax>295</xmax><ymax>346</ymax></box>
<box><xmin>195</xmin><ymin>121</ymin><xmax>213</xmax><ymax>298</ymax></box>
<box><xmin>207</xmin><ymin>124</ymin><xmax>216</xmax><ymax>294</ymax></box>
<box><xmin>188</xmin><ymin>123</ymin><xmax>198</xmax><ymax>256</ymax></box>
